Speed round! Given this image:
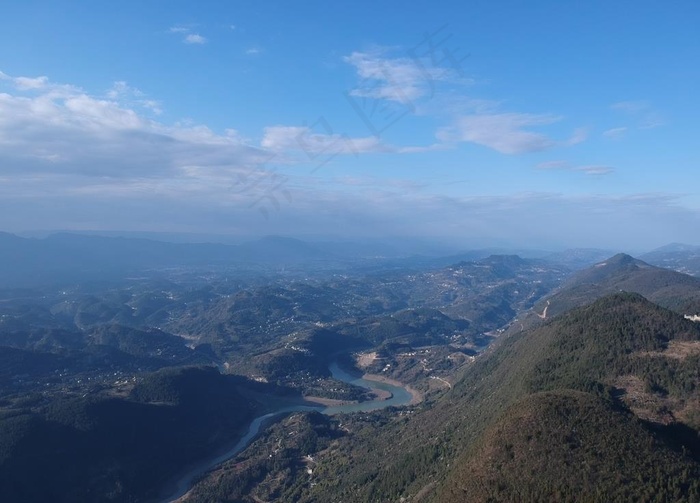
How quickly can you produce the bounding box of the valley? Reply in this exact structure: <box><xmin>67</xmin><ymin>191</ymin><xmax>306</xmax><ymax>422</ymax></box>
<box><xmin>0</xmin><ymin>234</ymin><xmax>699</xmax><ymax>502</ymax></box>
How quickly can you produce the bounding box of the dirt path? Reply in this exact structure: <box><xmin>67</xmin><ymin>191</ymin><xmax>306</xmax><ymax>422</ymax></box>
<box><xmin>430</xmin><ymin>376</ymin><xmax>452</xmax><ymax>390</ymax></box>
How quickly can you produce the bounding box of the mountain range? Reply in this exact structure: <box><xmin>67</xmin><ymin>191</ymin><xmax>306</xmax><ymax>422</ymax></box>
<box><xmin>2</xmin><ymin>234</ymin><xmax>700</xmax><ymax>502</ymax></box>
<box><xmin>295</xmin><ymin>292</ymin><xmax>700</xmax><ymax>502</ymax></box>
<box><xmin>4</xmin><ymin>232</ymin><xmax>695</xmax><ymax>289</ymax></box>
<box><xmin>513</xmin><ymin>252</ymin><xmax>700</xmax><ymax>333</ymax></box>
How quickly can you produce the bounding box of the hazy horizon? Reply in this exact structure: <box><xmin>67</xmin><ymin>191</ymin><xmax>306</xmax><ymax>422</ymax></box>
<box><xmin>5</xmin><ymin>228</ymin><xmax>695</xmax><ymax>257</ymax></box>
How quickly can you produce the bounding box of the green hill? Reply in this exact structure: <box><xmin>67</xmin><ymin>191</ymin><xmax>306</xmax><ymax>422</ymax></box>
<box><xmin>0</xmin><ymin>366</ymin><xmax>259</xmax><ymax>502</ymax></box>
<box><xmin>515</xmin><ymin>253</ymin><xmax>700</xmax><ymax>332</ymax></box>
<box><xmin>439</xmin><ymin>390</ymin><xmax>700</xmax><ymax>502</ymax></box>
<box><xmin>302</xmin><ymin>293</ymin><xmax>700</xmax><ymax>502</ymax></box>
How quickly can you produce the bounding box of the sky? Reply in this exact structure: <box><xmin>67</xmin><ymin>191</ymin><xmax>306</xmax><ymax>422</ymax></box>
<box><xmin>0</xmin><ymin>0</ymin><xmax>699</xmax><ymax>251</ymax></box>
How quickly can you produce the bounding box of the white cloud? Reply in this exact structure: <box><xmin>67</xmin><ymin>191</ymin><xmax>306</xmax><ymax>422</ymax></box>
<box><xmin>245</xmin><ymin>47</ymin><xmax>262</xmax><ymax>56</ymax></box>
<box><xmin>343</xmin><ymin>47</ymin><xmax>587</xmax><ymax>157</ymax></box>
<box><xmin>185</xmin><ymin>33</ymin><xmax>207</xmax><ymax>45</ymax></box>
<box><xmin>106</xmin><ymin>81</ymin><xmax>162</xmax><ymax>115</ymax></box>
<box><xmin>333</xmin><ymin>175</ymin><xmax>427</xmax><ymax>191</ymax></box>
<box><xmin>603</xmin><ymin>127</ymin><xmax>628</xmax><ymax>140</ymax></box>
<box><xmin>262</xmin><ymin>126</ymin><xmax>388</xmax><ymax>155</ymax></box>
<box><xmin>344</xmin><ymin>49</ymin><xmax>467</xmax><ymax>104</ymax></box>
<box><xmin>0</xmin><ymin>72</ymin><xmax>447</xmax><ymax>230</ymax></box>
<box><xmin>566</xmin><ymin>127</ymin><xmax>588</xmax><ymax>146</ymax></box>
<box><xmin>611</xmin><ymin>100</ymin><xmax>664</xmax><ymax>129</ymax></box>
<box><xmin>261</xmin><ymin>125</ymin><xmax>441</xmax><ymax>158</ymax></box>
<box><xmin>536</xmin><ymin>160</ymin><xmax>570</xmax><ymax>170</ymax></box>
<box><xmin>169</xmin><ymin>25</ymin><xmax>207</xmax><ymax>45</ymax></box>
<box><xmin>611</xmin><ymin>100</ymin><xmax>650</xmax><ymax>113</ymax></box>
<box><xmin>536</xmin><ymin>160</ymin><xmax>614</xmax><ymax>176</ymax></box>
<box><xmin>573</xmin><ymin>165</ymin><xmax>615</xmax><ymax>176</ymax></box>
<box><xmin>63</xmin><ymin>94</ymin><xmax>144</xmax><ymax>129</ymax></box>
<box><xmin>14</xmin><ymin>76</ymin><xmax>50</xmax><ymax>90</ymax></box>
<box><xmin>438</xmin><ymin>113</ymin><xmax>560</xmax><ymax>154</ymax></box>
<box><xmin>0</xmin><ymin>70</ymin><xmax>268</xmax><ymax>189</ymax></box>
<box><xmin>262</xmin><ymin>126</ymin><xmax>319</xmax><ymax>151</ymax></box>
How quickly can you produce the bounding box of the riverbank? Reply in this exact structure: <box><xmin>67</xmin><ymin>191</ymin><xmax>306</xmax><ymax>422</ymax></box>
<box><xmin>168</xmin><ymin>408</ymin><xmax>307</xmax><ymax>503</ymax></box>
<box><xmin>160</xmin><ymin>362</ymin><xmax>418</xmax><ymax>502</ymax></box>
<box><xmin>361</xmin><ymin>372</ymin><xmax>423</xmax><ymax>405</ymax></box>
<box><xmin>302</xmin><ymin>395</ymin><xmax>357</xmax><ymax>407</ymax></box>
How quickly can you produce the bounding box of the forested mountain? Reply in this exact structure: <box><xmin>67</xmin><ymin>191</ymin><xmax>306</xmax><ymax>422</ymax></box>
<box><xmin>514</xmin><ymin>253</ymin><xmax>700</xmax><ymax>332</ymax></box>
<box><xmin>0</xmin><ymin>367</ymin><xmax>264</xmax><ymax>502</ymax></box>
<box><xmin>297</xmin><ymin>293</ymin><xmax>700</xmax><ymax>502</ymax></box>
<box><xmin>439</xmin><ymin>390</ymin><xmax>699</xmax><ymax>502</ymax></box>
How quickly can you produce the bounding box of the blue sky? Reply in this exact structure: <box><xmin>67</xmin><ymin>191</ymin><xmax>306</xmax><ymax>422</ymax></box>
<box><xmin>0</xmin><ymin>1</ymin><xmax>699</xmax><ymax>250</ymax></box>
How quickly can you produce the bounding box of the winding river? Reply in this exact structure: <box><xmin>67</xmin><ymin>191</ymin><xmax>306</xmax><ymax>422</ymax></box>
<box><xmin>323</xmin><ymin>362</ymin><xmax>413</xmax><ymax>413</ymax></box>
<box><xmin>159</xmin><ymin>363</ymin><xmax>414</xmax><ymax>502</ymax></box>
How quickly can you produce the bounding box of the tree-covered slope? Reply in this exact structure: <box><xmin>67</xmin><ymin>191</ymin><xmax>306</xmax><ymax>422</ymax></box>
<box><xmin>0</xmin><ymin>366</ymin><xmax>259</xmax><ymax>503</ymax></box>
<box><xmin>516</xmin><ymin>253</ymin><xmax>700</xmax><ymax>331</ymax></box>
<box><xmin>439</xmin><ymin>390</ymin><xmax>700</xmax><ymax>502</ymax></box>
<box><xmin>302</xmin><ymin>293</ymin><xmax>700</xmax><ymax>502</ymax></box>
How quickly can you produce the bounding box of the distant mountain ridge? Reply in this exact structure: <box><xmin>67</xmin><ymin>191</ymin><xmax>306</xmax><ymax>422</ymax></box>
<box><xmin>512</xmin><ymin>253</ymin><xmax>700</xmax><ymax>332</ymax></box>
<box><xmin>542</xmin><ymin>247</ymin><xmax>618</xmax><ymax>270</ymax></box>
<box><xmin>0</xmin><ymin>232</ymin><xmax>354</xmax><ymax>287</ymax></box>
<box><xmin>640</xmin><ymin>242</ymin><xmax>700</xmax><ymax>277</ymax></box>
<box><xmin>647</xmin><ymin>243</ymin><xmax>700</xmax><ymax>254</ymax></box>
<box><xmin>5</xmin><ymin>230</ymin><xmax>694</xmax><ymax>288</ymax></box>
<box><xmin>0</xmin><ymin>232</ymin><xmax>580</xmax><ymax>287</ymax></box>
